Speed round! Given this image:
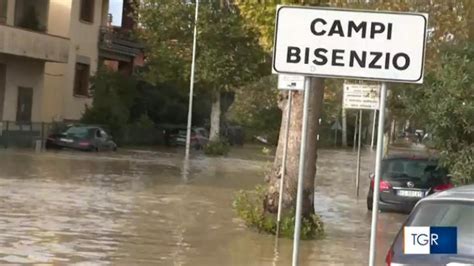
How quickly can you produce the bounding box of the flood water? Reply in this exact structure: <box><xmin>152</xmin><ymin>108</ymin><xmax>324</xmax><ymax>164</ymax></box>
<box><xmin>0</xmin><ymin>148</ymin><xmax>407</xmax><ymax>265</ymax></box>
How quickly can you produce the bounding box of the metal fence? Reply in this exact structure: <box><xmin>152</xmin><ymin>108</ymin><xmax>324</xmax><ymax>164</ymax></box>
<box><xmin>0</xmin><ymin>121</ymin><xmax>166</xmax><ymax>149</ymax></box>
<box><xmin>0</xmin><ymin>121</ymin><xmax>63</xmax><ymax>149</ymax></box>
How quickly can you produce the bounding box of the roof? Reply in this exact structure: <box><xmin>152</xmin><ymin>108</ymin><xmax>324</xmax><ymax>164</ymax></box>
<box><xmin>419</xmin><ymin>184</ymin><xmax>474</xmax><ymax>203</ymax></box>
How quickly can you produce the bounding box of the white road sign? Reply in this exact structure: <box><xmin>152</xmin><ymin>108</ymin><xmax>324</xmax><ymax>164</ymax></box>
<box><xmin>343</xmin><ymin>83</ymin><xmax>380</xmax><ymax>110</ymax></box>
<box><xmin>278</xmin><ymin>74</ymin><xmax>305</xmax><ymax>90</ymax></box>
<box><xmin>273</xmin><ymin>6</ymin><xmax>428</xmax><ymax>84</ymax></box>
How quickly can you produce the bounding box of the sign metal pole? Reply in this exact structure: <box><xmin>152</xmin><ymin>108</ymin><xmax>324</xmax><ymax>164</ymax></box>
<box><xmin>292</xmin><ymin>77</ymin><xmax>311</xmax><ymax>266</ymax></box>
<box><xmin>185</xmin><ymin>0</ymin><xmax>199</xmax><ymax>158</ymax></box>
<box><xmin>353</xmin><ymin>113</ymin><xmax>358</xmax><ymax>152</ymax></box>
<box><xmin>276</xmin><ymin>90</ymin><xmax>293</xmax><ymax>236</ymax></box>
<box><xmin>368</xmin><ymin>82</ymin><xmax>388</xmax><ymax>266</ymax></box>
<box><xmin>356</xmin><ymin>109</ymin><xmax>363</xmax><ymax>196</ymax></box>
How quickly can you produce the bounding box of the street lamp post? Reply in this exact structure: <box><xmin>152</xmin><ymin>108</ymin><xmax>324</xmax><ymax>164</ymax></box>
<box><xmin>185</xmin><ymin>0</ymin><xmax>200</xmax><ymax>158</ymax></box>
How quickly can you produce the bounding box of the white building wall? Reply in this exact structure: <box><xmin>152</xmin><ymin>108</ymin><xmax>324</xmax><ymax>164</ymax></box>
<box><xmin>0</xmin><ymin>55</ymin><xmax>44</xmax><ymax>122</ymax></box>
<box><xmin>1</xmin><ymin>0</ymin><xmax>109</xmax><ymax>122</ymax></box>
<box><xmin>42</xmin><ymin>0</ymin><xmax>72</xmax><ymax>122</ymax></box>
<box><xmin>42</xmin><ymin>0</ymin><xmax>109</xmax><ymax>122</ymax></box>
<box><xmin>62</xmin><ymin>0</ymin><xmax>108</xmax><ymax>121</ymax></box>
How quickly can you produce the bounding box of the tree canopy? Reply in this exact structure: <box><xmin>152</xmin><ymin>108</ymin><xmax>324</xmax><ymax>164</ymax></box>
<box><xmin>137</xmin><ymin>0</ymin><xmax>266</xmax><ymax>93</ymax></box>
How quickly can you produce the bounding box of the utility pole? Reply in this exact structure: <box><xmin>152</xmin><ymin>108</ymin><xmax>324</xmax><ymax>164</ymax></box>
<box><xmin>185</xmin><ymin>0</ymin><xmax>199</xmax><ymax>158</ymax></box>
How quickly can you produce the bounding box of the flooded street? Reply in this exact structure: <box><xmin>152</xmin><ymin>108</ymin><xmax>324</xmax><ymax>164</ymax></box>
<box><xmin>0</xmin><ymin>148</ymin><xmax>406</xmax><ymax>265</ymax></box>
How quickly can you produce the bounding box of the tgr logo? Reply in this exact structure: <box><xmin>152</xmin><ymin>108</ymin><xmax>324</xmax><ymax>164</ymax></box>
<box><xmin>404</xmin><ymin>226</ymin><xmax>457</xmax><ymax>254</ymax></box>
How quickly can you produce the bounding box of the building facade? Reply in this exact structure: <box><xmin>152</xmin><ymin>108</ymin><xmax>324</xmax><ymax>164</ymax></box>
<box><xmin>0</xmin><ymin>0</ymin><xmax>142</xmax><ymax>124</ymax></box>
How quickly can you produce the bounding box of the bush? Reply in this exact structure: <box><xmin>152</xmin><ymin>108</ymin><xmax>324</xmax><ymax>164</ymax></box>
<box><xmin>233</xmin><ymin>185</ymin><xmax>324</xmax><ymax>240</ymax></box>
<box><xmin>204</xmin><ymin>140</ymin><xmax>230</xmax><ymax>156</ymax></box>
<box><xmin>81</xmin><ymin>68</ymin><xmax>137</xmax><ymax>140</ymax></box>
<box><xmin>134</xmin><ymin>114</ymin><xmax>154</xmax><ymax>129</ymax></box>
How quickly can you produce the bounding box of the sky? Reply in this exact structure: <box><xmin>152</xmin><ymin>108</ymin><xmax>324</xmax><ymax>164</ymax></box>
<box><xmin>109</xmin><ymin>0</ymin><xmax>124</xmax><ymax>26</ymax></box>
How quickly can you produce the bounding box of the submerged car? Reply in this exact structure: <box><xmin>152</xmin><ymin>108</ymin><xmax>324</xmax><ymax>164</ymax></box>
<box><xmin>165</xmin><ymin>127</ymin><xmax>208</xmax><ymax>149</ymax></box>
<box><xmin>46</xmin><ymin>125</ymin><xmax>117</xmax><ymax>152</ymax></box>
<box><xmin>367</xmin><ymin>155</ymin><xmax>454</xmax><ymax>213</ymax></box>
<box><xmin>386</xmin><ymin>184</ymin><xmax>474</xmax><ymax>265</ymax></box>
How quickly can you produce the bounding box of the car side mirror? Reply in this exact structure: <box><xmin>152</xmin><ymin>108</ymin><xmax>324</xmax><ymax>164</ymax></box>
<box><xmin>369</xmin><ymin>173</ymin><xmax>375</xmax><ymax>180</ymax></box>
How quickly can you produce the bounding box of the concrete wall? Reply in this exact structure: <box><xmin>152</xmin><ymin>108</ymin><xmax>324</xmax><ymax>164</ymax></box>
<box><xmin>61</xmin><ymin>0</ymin><xmax>108</xmax><ymax>121</ymax></box>
<box><xmin>41</xmin><ymin>0</ymin><xmax>72</xmax><ymax>122</ymax></box>
<box><xmin>42</xmin><ymin>0</ymin><xmax>109</xmax><ymax>122</ymax></box>
<box><xmin>1</xmin><ymin>0</ymin><xmax>109</xmax><ymax>122</ymax></box>
<box><xmin>42</xmin><ymin>63</ymin><xmax>66</xmax><ymax>122</ymax></box>
<box><xmin>47</xmin><ymin>0</ymin><xmax>72</xmax><ymax>37</ymax></box>
<box><xmin>0</xmin><ymin>24</ymin><xmax>69</xmax><ymax>63</ymax></box>
<box><xmin>5</xmin><ymin>0</ymin><xmax>15</xmax><ymax>25</ymax></box>
<box><xmin>0</xmin><ymin>55</ymin><xmax>44</xmax><ymax>122</ymax></box>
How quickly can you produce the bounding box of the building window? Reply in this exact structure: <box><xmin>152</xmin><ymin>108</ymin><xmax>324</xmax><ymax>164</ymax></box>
<box><xmin>14</xmin><ymin>0</ymin><xmax>48</xmax><ymax>32</ymax></box>
<box><xmin>74</xmin><ymin>63</ymin><xmax>90</xmax><ymax>97</ymax></box>
<box><xmin>80</xmin><ymin>0</ymin><xmax>94</xmax><ymax>23</ymax></box>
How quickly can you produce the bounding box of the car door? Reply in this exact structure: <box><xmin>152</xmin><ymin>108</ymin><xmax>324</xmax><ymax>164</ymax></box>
<box><xmin>92</xmin><ymin>128</ymin><xmax>103</xmax><ymax>150</ymax></box>
<box><xmin>100</xmin><ymin>129</ymin><xmax>112</xmax><ymax>150</ymax></box>
<box><xmin>97</xmin><ymin>129</ymin><xmax>109</xmax><ymax>150</ymax></box>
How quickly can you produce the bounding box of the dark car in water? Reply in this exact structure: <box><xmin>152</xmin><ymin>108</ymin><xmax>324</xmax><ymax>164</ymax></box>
<box><xmin>367</xmin><ymin>155</ymin><xmax>454</xmax><ymax>213</ymax></box>
<box><xmin>385</xmin><ymin>184</ymin><xmax>474</xmax><ymax>266</ymax></box>
<box><xmin>46</xmin><ymin>125</ymin><xmax>117</xmax><ymax>152</ymax></box>
<box><xmin>165</xmin><ymin>127</ymin><xmax>209</xmax><ymax>149</ymax></box>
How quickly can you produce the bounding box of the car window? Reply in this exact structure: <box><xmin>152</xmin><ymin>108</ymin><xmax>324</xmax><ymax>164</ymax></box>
<box><xmin>96</xmin><ymin>129</ymin><xmax>102</xmax><ymax>138</ymax></box>
<box><xmin>381</xmin><ymin>159</ymin><xmax>446</xmax><ymax>183</ymax></box>
<box><xmin>407</xmin><ymin>201</ymin><xmax>474</xmax><ymax>256</ymax></box>
<box><xmin>65</xmin><ymin>127</ymin><xmax>89</xmax><ymax>138</ymax></box>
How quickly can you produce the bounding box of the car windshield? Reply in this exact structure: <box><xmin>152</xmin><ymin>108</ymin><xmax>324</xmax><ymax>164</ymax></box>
<box><xmin>65</xmin><ymin>127</ymin><xmax>91</xmax><ymax>138</ymax></box>
<box><xmin>381</xmin><ymin>159</ymin><xmax>447</xmax><ymax>183</ymax></box>
<box><xmin>407</xmin><ymin>201</ymin><xmax>474</xmax><ymax>256</ymax></box>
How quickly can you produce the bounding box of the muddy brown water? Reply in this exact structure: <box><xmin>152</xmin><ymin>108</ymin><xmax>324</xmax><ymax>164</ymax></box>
<box><xmin>0</xmin><ymin>148</ymin><xmax>407</xmax><ymax>265</ymax></box>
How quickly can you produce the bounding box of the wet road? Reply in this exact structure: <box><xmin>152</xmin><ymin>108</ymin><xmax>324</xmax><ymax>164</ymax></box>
<box><xmin>0</xmin><ymin>148</ymin><xmax>407</xmax><ymax>265</ymax></box>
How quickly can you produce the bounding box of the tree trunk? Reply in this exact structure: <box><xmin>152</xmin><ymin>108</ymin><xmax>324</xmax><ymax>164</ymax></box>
<box><xmin>209</xmin><ymin>92</ymin><xmax>221</xmax><ymax>142</ymax></box>
<box><xmin>390</xmin><ymin>119</ymin><xmax>396</xmax><ymax>144</ymax></box>
<box><xmin>264</xmin><ymin>78</ymin><xmax>325</xmax><ymax>218</ymax></box>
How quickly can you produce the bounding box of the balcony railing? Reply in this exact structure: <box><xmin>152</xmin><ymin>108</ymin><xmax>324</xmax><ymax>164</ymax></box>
<box><xmin>99</xmin><ymin>26</ymin><xmax>143</xmax><ymax>61</ymax></box>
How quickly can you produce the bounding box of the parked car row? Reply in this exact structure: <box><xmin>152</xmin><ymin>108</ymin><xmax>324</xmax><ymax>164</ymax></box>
<box><xmin>45</xmin><ymin>124</ymin><xmax>244</xmax><ymax>152</ymax></box>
